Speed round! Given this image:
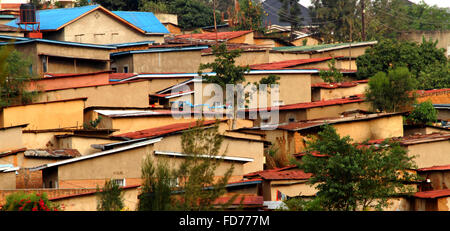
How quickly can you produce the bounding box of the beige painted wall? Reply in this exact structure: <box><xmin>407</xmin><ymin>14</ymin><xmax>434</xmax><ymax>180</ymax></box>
<box><xmin>332</xmin><ymin>115</ymin><xmax>404</xmax><ymax>143</ymax></box>
<box><xmin>0</xmin><ymin>126</ymin><xmax>24</xmax><ymax>152</ymax></box>
<box><xmin>1</xmin><ymin>99</ymin><xmax>85</xmax><ymax>130</ymax></box>
<box><xmin>37</xmin><ymin>80</ymin><xmax>151</xmax><ymax>108</ymax></box>
<box><xmin>264</xmin><ymin>180</ymin><xmax>318</xmax><ymax>201</ymax></box>
<box><xmin>58</xmin><ymin>136</ymin><xmax>116</xmax><ymax>155</ymax></box>
<box><xmin>305</xmin><ymin>101</ymin><xmax>372</xmax><ymax>120</ymax></box>
<box><xmin>0</xmin><ymin>172</ymin><xmax>16</xmax><ymax>190</ymax></box>
<box><xmin>53</xmin><ymin>187</ymin><xmax>140</xmax><ymax>211</ymax></box>
<box><xmin>313</xmin><ymin>83</ymin><xmax>368</xmax><ymax>101</ymax></box>
<box><xmin>0</xmin><ymin>152</ymin><xmax>59</xmax><ymax>169</ymax></box>
<box><xmin>58</xmin><ymin>9</ymin><xmax>164</xmax><ymax>44</ymax></box>
<box><xmin>407</xmin><ymin>141</ymin><xmax>450</xmax><ymax>168</ymax></box>
<box><xmin>400</xmin><ymin>30</ymin><xmax>449</xmax><ymax>57</ymax></box>
<box><xmin>22</xmin><ymin>132</ymin><xmax>63</xmax><ymax>150</ymax></box>
<box><xmin>131</xmin><ymin>50</ymin><xmax>203</xmax><ymax>73</ymax></box>
<box><xmin>310</xmin><ymin>46</ymin><xmax>370</xmax><ymax>59</ymax></box>
<box><xmin>154</xmin><ymin>133</ymin><xmax>265</xmax><ymax>174</ymax></box>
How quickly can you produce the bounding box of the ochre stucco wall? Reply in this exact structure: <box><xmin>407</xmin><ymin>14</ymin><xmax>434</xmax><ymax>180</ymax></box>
<box><xmin>36</xmin><ymin>80</ymin><xmax>151</xmax><ymax>108</ymax></box>
<box><xmin>1</xmin><ymin>99</ymin><xmax>85</xmax><ymax>130</ymax></box>
<box><xmin>0</xmin><ymin>126</ymin><xmax>24</xmax><ymax>152</ymax></box>
<box><xmin>407</xmin><ymin>141</ymin><xmax>450</xmax><ymax>168</ymax></box>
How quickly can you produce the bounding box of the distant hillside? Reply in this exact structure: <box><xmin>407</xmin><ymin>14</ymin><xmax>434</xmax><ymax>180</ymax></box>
<box><xmin>261</xmin><ymin>0</ymin><xmax>312</xmax><ymax>26</ymax></box>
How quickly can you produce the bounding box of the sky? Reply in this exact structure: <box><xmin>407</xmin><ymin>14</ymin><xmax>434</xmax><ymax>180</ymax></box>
<box><xmin>298</xmin><ymin>0</ymin><xmax>450</xmax><ymax>8</ymax></box>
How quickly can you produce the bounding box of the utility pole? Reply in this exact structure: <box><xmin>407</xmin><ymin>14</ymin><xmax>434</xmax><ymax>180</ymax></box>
<box><xmin>361</xmin><ymin>0</ymin><xmax>366</xmax><ymax>41</ymax></box>
<box><xmin>213</xmin><ymin>0</ymin><xmax>218</xmax><ymax>43</ymax></box>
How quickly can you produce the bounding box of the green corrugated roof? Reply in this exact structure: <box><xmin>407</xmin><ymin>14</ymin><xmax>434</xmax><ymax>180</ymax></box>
<box><xmin>273</xmin><ymin>41</ymin><xmax>377</xmax><ymax>52</ymax></box>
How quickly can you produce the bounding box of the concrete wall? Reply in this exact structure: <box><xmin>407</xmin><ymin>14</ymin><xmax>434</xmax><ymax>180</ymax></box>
<box><xmin>312</xmin><ymin>83</ymin><xmax>368</xmax><ymax>101</ymax></box>
<box><xmin>263</xmin><ymin>180</ymin><xmax>318</xmax><ymax>201</ymax></box>
<box><xmin>58</xmin><ymin>9</ymin><xmax>164</xmax><ymax>44</ymax></box>
<box><xmin>131</xmin><ymin>50</ymin><xmax>203</xmax><ymax>73</ymax></box>
<box><xmin>310</xmin><ymin>46</ymin><xmax>370</xmax><ymax>59</ymax></box>
<box><xmin>0</xmin><ymin>172</ymin><xmax>16</xmax><ymax>190</ymax></box>
<box><xmin>0</xmin><ymin>152</ymin><xmax>60</xmax><ymax>169</ymax></box>
<box><xmin>36</xmin><ymin>80</ymin><xmax>151</xmax><ymax>108</ymax></box>
<box><xmin>1</xmin><ymin>99</ymin><xmax>85</xmax><ymax>130</ymax></box>
<box><xmin>419</xmin><ymin>171</ymin><xmax>450</xmax><ymax>191</ymax></box>
<box><xmin>51</xmin><ymin>186</ymin><xmax>140</xmax><ymax>211</ymax></box>
<box><xmin>407</xmin><ymin>141</ymin><xmax>450</xmax><ymax>169</ymax></box>
<box><xmin>331</xmin><ymin>115</ymin><xmax>404</xmax><ymax>143</ymax></box>
<box><xmin>0</xmin><ymin>126</ymin><xmax>24</xmax><ymax>152</ymax></box>
<box><xmin>22</xmin><ymin>132</ymin><xmax>62</xmax><ymax>150</ymax></box>
<box><xmin>305</xmin><ymin>101</ymin><xmax>372</xmax><ymax>120</ymax></box>
<box><xmin>27</xmin><ymin>72</ymin><xmax>110</xmax><ymax>92</ymax></box>
<box><xmin>400</xmin><ymin>30</ymin><xmax>450</xmax><ymax>57</ymax></box>
<box><xmin>57</xmin><ymin>136</ymin><xmax>116</xmax><ymax>156</ymax></box>
<box><xmin>154</xmin><ymin>133</ymin><xmax>265</xmax><ymax>175</ymax></box>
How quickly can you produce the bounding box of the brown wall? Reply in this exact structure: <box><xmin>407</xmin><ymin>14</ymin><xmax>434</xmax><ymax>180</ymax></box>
<box><xmin>131</xmin><ymin>50</ymin><xmax>203</xmax><ymax>73</ymax></box>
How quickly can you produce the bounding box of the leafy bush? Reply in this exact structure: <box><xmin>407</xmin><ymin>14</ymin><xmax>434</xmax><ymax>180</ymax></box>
<box><xmin>96</xmin><ymin>180</ymin><xmax>124</xmax><ymax>211</ymax></box>
<box><xmin>407</xmin><ymin>101</ymin><xmax>438</xmax><ymax>125</ymax></box>
<box><xmin>1</xmin><ymin>192</ymin><xmax>60</xmax><ymax>211</ymax></box>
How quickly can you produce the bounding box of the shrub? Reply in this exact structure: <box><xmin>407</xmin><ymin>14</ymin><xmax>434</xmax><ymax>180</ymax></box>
<box><xmin>1</xmin><ymin>192</ymin><xmax>60</xmax><ymax>211</ymax></box>
<box><xmin>407</xmin><ymin>101</ymin><xmax>438</xmax><ymax>125</ymax></box>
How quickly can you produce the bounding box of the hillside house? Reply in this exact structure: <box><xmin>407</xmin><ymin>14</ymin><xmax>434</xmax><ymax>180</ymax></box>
<box><xmin>5</xmin><ymin>5</ymin><xmax>168</xmax><ymax>44</ymax></box>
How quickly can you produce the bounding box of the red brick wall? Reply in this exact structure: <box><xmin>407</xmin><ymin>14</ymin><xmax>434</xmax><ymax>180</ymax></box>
<box><xmin>16</xmin><ymin>169</ymin><xmax>43</xmax><ymax>189</ymax></box>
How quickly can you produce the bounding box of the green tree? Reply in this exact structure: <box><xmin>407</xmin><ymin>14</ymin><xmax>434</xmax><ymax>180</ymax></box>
<box><xmin>75</xmin><ymin>0</ymin><xmax>90</xmax><ymax>7</ymax></box>
<box><xmin>93</xmin><ymin>0</ymin><xmax>139</xmax><ymax>11</ymax></box>
<box><xmin>198</xmin><ymin>43</ymin><xmax>249</xmax><ymax>130</ymax></box>
<box><xmin>138</xmin><ymin>156</ymin><xmax>174</xmax><ymax>211</ymax></box>
<box><xmin>139</xmin><ymin>1</ymin><xmax>171</xmax><ymax>13</ymax></box>
<box><xmin>310</xmin><ymin>0</ymin><xmax>359</xmax><ymax>43</ymax></box>
<box><xmin>407</xmin><ymin>100</ymin><xmax>438</xmax><ymax>126</ymax></box>
<box><xmin>0</xmin><ymin>47</ymin><xmax>39</xmax><ymax>107</ymax></box>
<box><xmin>199</xmin><ymin>43</ymin><xmax>279</xmax><ymax>129</ymax></box>
<box><xmin>356</xmin><ymin>38</ymin><xmax>448</xmax><ymax>89</ymax></box>
<box><xmin>171</xmin><ymin>0</ymin><xmax>217</xmax><ymax>30</ymax></box>
<box><xmin>297</xmin><ymin>124</ymin><xmax>417</xmax><ymax>211</ymax></box>
<box><xmin>137</xmin><ymin>120</ymin><xmax>238</xmax><ymax>211</ymax></box>
<box><xmin>319</xmin><ymin>59</ymin><xmax>344</xmax><ymax>83</ymax></box>
<box><xmin>278</xmin><ymin>0</ymin><xmax>304</xmax><ymax>41</ymax></box>
<box><xmin>174</xmin><ymin>120</ymin><xmax>236</xmax><ymax>211</ymax></box>
<box><xmin>365</xmin><ymin>67</ymin><xmax>417</xmax><ymax>113</ymax></box>
<box><xmin>96</xmin><ymin>180</ymin><xmax>124</xmax><ymax>211</ymax></box>
<box><xmin>233</xmin><ymin>0</ymin><xmax>265</xmax><ymax>32</ymax></box>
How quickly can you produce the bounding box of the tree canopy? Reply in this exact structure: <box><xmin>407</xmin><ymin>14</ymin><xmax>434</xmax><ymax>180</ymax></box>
<box><xmin>356</xmin><ymin>38</ymin><xmax>449</xmax><ymax>90</ymax></box>
<box><xmin>364</xmin><ymin>66</ymin><xmax>417</xmax><ymax>113</ymax></box>
<box><xmin>297</xmin><ymin>124</ymin><xmax>417</xmax><ymax>211</ymax></box>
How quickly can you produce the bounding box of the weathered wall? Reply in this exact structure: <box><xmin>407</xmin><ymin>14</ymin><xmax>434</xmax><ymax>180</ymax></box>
<box><xmin>27</xmin><ymin>72</ymin><xmax>110</xmax><ymax>92</ymax></box>
<box><xmin>1</xmin><ymin>99</ymin><xmax>85</xmax><ymax>130</ymax></box>
<box><xmin>154</xmin><ymin>133</ymin><xmax>265</xmax><ymax>175</ymax></box>
<box><xmin>305</xmin><ymin>101</ymin><xmax>372</xmax><ymax>120</ymax></box>
<box><xmin>57</xmin><ymin>136</ymin><xmax>116</xmax><ymax>156</ymax></box>
<box><xmin>0</xmin><ymin>172</ymin><xmax>16</xmax><ymax>190</ymax></box>
<box><xmin>36</xmin><ymin>80</ymin><xmax>151</xmax><ymax>108</ymax></box>
<box><xmin>408</xmin><ymin>141</ymin><xmax>450</xmax><ymax>169</ymax></box>
<box><xmin>0</xmin><ymin>126</ymin><xmax>24</xmax><ymax>152</ymax></box>
<box><xmin>264</xmin><ymin>180</ymin><xmax>318</xmax><ymax>201</ymax></box>
<box><xmin>332</xmin><ymin>115</ymin><xmax>404</xmax><ymax>143</ymax></box>
<box><xmin>313</xmin><ymin>83</ymin><xmax>368</xmax><ymax>101</ymax></box>
<box><xmin>51</xmin><ymin>186</ymin><xmax>140</xmax><ymax>211</ymax></box>
<box><xmin>400</xmin><ymin>30</ymin><xmax>450</xmax><ymax>57</ymax></box>
<box><xmin>131</xmin><ymin>50</ymin><xmax>203</xmax><ymax>73</ymax></box>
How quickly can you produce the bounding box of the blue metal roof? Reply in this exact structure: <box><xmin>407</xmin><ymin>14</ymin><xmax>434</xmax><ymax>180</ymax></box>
<box><xmin>112</xmin><ymin>11</ymin><xmax>169</xmax><ymax>34</ymax></box>
<box><xmin>107</xmin><ymin>41</ymin><xmax>154</xmax><ymax>48</ymax></box>
<box><xmin>6</xmin><ymin>5</ymin><xmax>99</xmax><ymax>31</ymax></box>
<box><xmin>110</xmin><ymin>46</ymin><xmax>209</xmax><ymax>56</ymax></box>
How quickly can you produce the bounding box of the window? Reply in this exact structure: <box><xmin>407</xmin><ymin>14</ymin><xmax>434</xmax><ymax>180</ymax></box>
<box><xmin>41</xmin><ymin>55</ymin><xmax>47</xmax><ymax>73</ymax></box>
<box><xmin>112</xmin><ymin>178</ymin><xmax>126</xmax><ymax>187</ymax></box>
<box><xmin>123</xmin><ymin>65</ymin><xmax>129</xmax><ymax>73</ymax></box>
<box><xmin>111</xmin><ymin>67</ymin><xmax>117</xmax><ymax>73</ymax></box>
<box><xmin>288</xmin><ymin>117</ymin><xmax>295</xmax><ymax>123</ymax></box>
